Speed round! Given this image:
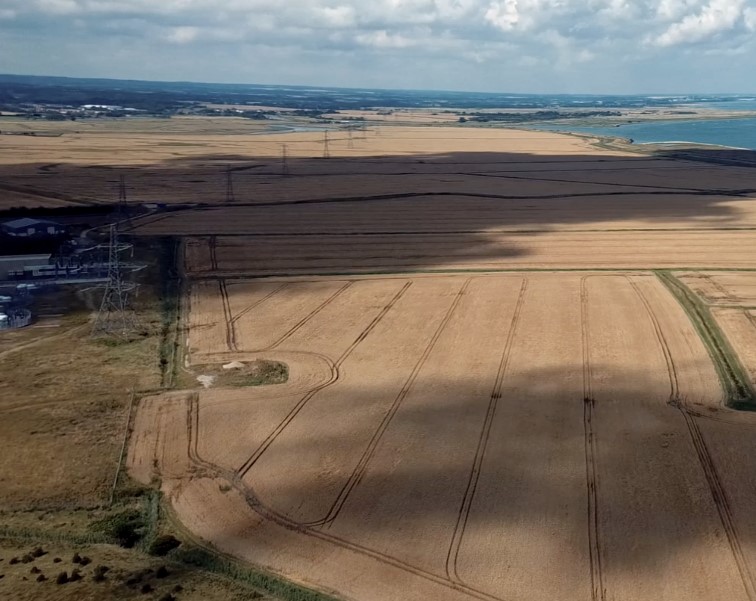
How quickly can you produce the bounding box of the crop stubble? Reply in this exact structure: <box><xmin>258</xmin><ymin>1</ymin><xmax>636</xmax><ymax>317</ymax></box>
<box><xmin>128</xmin><ymin>270</ymin><xmax>756</xmax><ymax>601</ymax></box>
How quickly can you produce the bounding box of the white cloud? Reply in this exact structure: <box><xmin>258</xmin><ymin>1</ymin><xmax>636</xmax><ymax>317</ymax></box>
<box><xmin>355</xmin><ymin>29</ymin><xmax>416</xmax><ymax>49</ymax></box>
<box><xmin>655</xmin><ymin>0</ymin><xmax>747</xmax><ymax>46</ymax></box>
<box><xmin>485</xmin><ymin>0</ymin><xmax>520</xmax><ymax>31</ymax></box>
<box><xmin>2</xmin><ymin>0</ymin><xmax>756</xmax><ymax>91</ymax></box>
<box><xmin>165</xmin><ymin>25</ymin><xmax>199</xmax><ymax>43</ymax></box>
<box><xmin>315</xmin><ymin>5</ymin><xmax>356</xmax><ymax>28</ymax></box>
<box><xmin>745</xmin><ymin>6</ymin><xmax>756</xmax><ymax>29</ymax></box>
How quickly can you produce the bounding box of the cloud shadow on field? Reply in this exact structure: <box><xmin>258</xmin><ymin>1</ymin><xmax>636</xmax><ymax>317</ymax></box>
<box><xmin>6</xmin><ymin>138</ymin><xmax>756</xmax><ymax>594</ymax></box>
<box><xmin>193</xmin><ymin>362</ymin><xmax>756</xmax><ymax>597</ymax></box>
<box><xmin>4</xmin><ymin>143</ymin><xmax>756</xmax><ymax>273</ymax></box>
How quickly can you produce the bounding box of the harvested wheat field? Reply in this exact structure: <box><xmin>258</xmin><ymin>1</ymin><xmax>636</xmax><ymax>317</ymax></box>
<box><xmin>110</xmin><ymin>120</ymin><xmax>756</xmax><ymax>600</ymax></box>
<box><xmin>4</xmin><ymin>118</ymin><xmax>756</xmax><ymax>213</ymax></box>
<box><xmin>128</xmin><ymin>270</ymin><xmax>756</xmax><ymax>601</ymax></box>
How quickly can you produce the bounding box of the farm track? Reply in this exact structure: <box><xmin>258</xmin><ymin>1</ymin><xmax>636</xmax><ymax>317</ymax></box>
<box><xmin>580</xmin><ymin>276</ymin><xmax>604</xmax><ymax>601</ymax></box>
<box><xmin>236</xmin><ymin>281</ymin><xmax>413</xmax><ymax>479</ymax></box>
<box><xmin>220</xmin><ymin>280</ymin><xmax>353</xmax><ymax>353</ymax></box>
<box><xmin>218</xmin><ymin>278</ymin><xmax>235</xmax><ymax>352</ymax></box>
<box><xmin>228</xmin><ymin>283</ymin><xmax>288</xmax><ymax>332</ymax></box>
<box><xmin>444</xmin><ymin>278</ymin><xmax>529</xmax><ymax>584</ymax></box>
<box><xmin>314</xmin><ymin>278</ymin><xmax>474</xmax><ymax>528</ymax></box>
<box><xmin>263</xmin><ymin>282</ymin><xmax>354</xmax><ymax>351</ymax></box>
<box><xmin>184</xmin><ymin>390</ymin><xmax>506</xmax><ymax>601</ymax></box>
<box><xmin>627</xmin><ymin>276</ymin><xmax>680</xmax><ymax>401</ymax></box>
<box><xmin>678</xmin><ymin>408</ymin><xmax>756</xmax><ymax>600</ymax></box>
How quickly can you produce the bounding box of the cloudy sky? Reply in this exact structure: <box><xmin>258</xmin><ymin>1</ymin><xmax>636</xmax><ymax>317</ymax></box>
<box><xmin>0</xmin><ymin>0</ymin><xmax>755</xmax><ymax>93</ymax></box>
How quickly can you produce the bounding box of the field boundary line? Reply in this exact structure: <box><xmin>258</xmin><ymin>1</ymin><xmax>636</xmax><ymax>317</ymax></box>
<box><xmin>236</xmin><ymin>281</ymin><xmax>413</xmax><ymax>478</ymax></box>
<box><xmin>580</xmin><ymin>276</ymin><xmax>605</xmax><ymax>601</ymax></box>
<box><xmin>626</xmin><ymin>276</ymin><xmax>680</xmax><ymax>401</ymax></box>
<box><xmin>317</xmin><ymin>278</ymin><xmax>474</xmax><ymax>528</ymax></box>
<box><xmin>109</xmin><ymin>388</ymin><xmax>137</xmax><ymax>507</ymax></box>
<box><xmin>444</xmin><ymin>277</ymin><xmax>529</xmax><ymax>584</ymax></box>
<box><xmin>192</xmin><ymin>266</ymin><xmax>756</xmax><ymax>281</ymax></box>
<box><xmin>655</xmin><ymin>270</ymin><xmax>756</xmax><ymax>409</ymax></box>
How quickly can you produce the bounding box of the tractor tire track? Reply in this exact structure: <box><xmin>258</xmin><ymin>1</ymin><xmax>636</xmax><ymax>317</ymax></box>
<box><xmin>218</xmin><ymin>278</ymin><xmax>236</xmax><ymax>352</ymax></box>
<box><xmin>314</xmin><ymin>278</ymin><xmax>474</xmax><ymax>529</ymax></box>
<box><xmin>627</xmin><ymin>276</ymin><xmax>680</xmax><ymax>401</ymax></box>
<box><xmin>236</xmin><ymin>281</ymin><xmax>413</xmax><ymax>479</ymax></box>
<box><xmin>580</xmin><ymin>276</ymin><xmax>605</xmax><ymax>601</ymax></box>
<box><xmin>444</xmin><ymin>277</ymin><xmax>529</xmax><ymax>584</ymax></box>
<box><xmin>184</xmin><ymin>390</ymin><xmax>506</xmax><ymax>600</ymax></box>
<box><xmin>678</xmin><ymin>408</ymin><xmax>756</xmax><ymax>600</ymax></box>
<box><xmin>265</xmin><ymin>281</ymin><xmax>354</xmax><ymax>350</ymax></box>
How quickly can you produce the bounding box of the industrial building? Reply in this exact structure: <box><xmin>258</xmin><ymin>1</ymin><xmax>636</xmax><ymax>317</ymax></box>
<box><xmin>1</xmin><ymin>217</ymin><xmax>66</xmax><ymax>238</ymax></box>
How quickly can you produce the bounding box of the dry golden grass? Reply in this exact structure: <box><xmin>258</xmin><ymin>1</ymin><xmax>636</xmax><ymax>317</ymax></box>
<box><xmin>0</xmin><ymin>540</ymin><xmax>272</xmax><ymax>601</ymax></box>
<box><xmin>0</xmin><ymin>286</ymin><xmax>161</xmax><ymax>510</ymax></box>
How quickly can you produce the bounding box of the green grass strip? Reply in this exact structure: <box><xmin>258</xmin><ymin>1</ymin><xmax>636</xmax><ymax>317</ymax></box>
<box><xmin>0</xmin><ymin>526</ymin><xmax>114</xmax><ymax>546</ymax></box>
<box><xmin>172</xmin><ymin>546</ymin><xmax>340</xmax><ymax>601</ymax></box>
<box><xmin>655</xmin><ymin>270</ymin><xmax>756</xmax><ymax>410</ymax></box>
<box><xmin>161</xmin><ymin>502</ymin><xmax>340</xmax><ymax>601</ymax></box>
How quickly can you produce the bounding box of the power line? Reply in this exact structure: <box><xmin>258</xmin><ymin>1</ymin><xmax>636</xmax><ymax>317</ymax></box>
<box><xmin>91</xmin><ymin>224</ymin><xmax>140</xmax><ymax>339</ymax></box>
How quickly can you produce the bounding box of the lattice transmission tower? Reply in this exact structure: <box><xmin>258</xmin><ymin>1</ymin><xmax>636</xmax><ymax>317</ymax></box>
<box><xmin>91</xmin><ymin>224</ymin><xmax>140</xmax><ymax>339</ymax></box>
<box><xmin>115</xmin><ymin>174</ymin><xmax>132</xmax><ymax>226</ymax></box>
<box><xmin>323</xmin><ymin>131</ymin><xmax>331</xmax><ymax>159</ymax></box>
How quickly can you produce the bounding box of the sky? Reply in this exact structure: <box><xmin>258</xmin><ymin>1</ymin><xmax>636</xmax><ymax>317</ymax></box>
<box><xmin>0</xmin><ymin>0</ymin><xmax>755</xmax><ymax>94</ymax></box>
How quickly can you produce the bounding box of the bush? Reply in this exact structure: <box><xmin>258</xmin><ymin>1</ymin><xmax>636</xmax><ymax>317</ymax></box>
<box><xmin>55</xmin><ymin>571</ymin><xmax>68</xmax><ymax>585</ymax></box>
<box><xmin>90</xmin><ymin>510</ymin><xmax>146</xmax><ymax>548</ymax></box>
<box><xmin>148</xmin><ymin>534</ymin><xmax>181</xmax><ymax>556</ymax></box>
<box><xmin>93</xmin><ymin>565</ymin><xmax>109</xmax><ymax>582</ymax></box>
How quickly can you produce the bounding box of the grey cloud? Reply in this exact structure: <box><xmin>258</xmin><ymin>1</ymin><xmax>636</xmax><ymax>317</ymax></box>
<box><xmin>0</xmin><ymin>0</ymin><xmax>754</xmax><ymax>92</ymax></box>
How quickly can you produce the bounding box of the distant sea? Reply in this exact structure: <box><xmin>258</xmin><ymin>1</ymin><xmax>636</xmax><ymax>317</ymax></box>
<box><xmin>527</xmin><ymin>116</ymin><xmax>756</xmax><ymax>150</ymax></box>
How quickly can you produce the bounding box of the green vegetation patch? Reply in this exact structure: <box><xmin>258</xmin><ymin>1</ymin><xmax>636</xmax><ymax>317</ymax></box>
<box><xmin>656</xmin><ymin>270</ymin><xmax>756</xmax><ymax>410</ymax></box>
<box><xmin>193</xmin><ymin>360</ymin><xmax>289</xmax><ymax>388</ymax></box>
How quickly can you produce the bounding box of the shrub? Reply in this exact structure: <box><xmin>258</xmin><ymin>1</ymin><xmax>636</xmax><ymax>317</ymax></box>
<box><xmin>90</xmin><ymin>510</ymin><xmax>146</xmax><ymax>548</ymax></box>
<box><xmin>148</xmin><ymin>534</ymin><xmax>181</xmax><ymax>557</ymax></box>
<box><xmin>55</xmin><ymin>572</ymin><xmax>68</xmax><ymax>585</ymax></box>
<box><xmin>93</xmin><ymin>565</ymin><xmax>109</xmax><ymax>582</ymax></box>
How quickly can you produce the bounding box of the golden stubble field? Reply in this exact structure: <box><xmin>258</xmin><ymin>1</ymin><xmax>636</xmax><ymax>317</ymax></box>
<box><xmin>129</xmin><ymin>270</ymin><xmax>756</xmax><ymax>601</ymax></box>
<box><xmin>102</xmin><ymin>119</ymin><xmax>756</xmax><ymax>601</ymax></box>
<box><xmin>6</xmin><ymin>116</ymin><xmax>756</xmax><ymax>600</ymax></box>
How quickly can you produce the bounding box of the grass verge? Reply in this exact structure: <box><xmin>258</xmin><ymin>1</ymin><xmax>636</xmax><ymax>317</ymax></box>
<box><xmin>655</xmin><ymin>270</ymin><xmax>756</xmax><ymax>410</ymax></box>
<box><xmin>162</xmin><ymin>503</ymin><xmax>338</xmax><ymax>601</ymax></box>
